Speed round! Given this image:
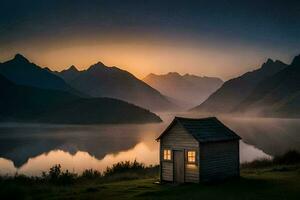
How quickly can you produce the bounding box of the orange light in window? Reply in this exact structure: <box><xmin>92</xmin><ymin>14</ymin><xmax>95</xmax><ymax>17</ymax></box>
<box><xmin>187</xmin><ymin>151</ymin><xmax>196</xmax><ymax>163</ymax></box>
<box><xmin>163</xmin><ymin>149</ymin><xmax>171</xmax><ymax>160</ymax></box>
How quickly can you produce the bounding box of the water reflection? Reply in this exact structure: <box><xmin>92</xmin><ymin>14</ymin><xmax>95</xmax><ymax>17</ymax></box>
<box><xmin>0</xmin><ymin>142</ymin><xmax>157</xmax><ymax>176</ymax></box>
<box><xmin>0</xmin><ymin>123</ymin><xmax>165</xmax><ymax>168</ymax></box>
<box><xmin>0</xmin><ymin>116</ymin><xmax>299</xmax><ymax>176</ymax></box>
<box><xmin>0</xmin><ymin>141</ymin><xmax>270</xmax><ymax>176</ymax></box>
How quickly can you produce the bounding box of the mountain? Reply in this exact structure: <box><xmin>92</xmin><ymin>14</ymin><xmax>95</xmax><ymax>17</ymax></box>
<box><xmin>0</xmin><ymin>74</ymin><xmax>162</xmax><ymax>124</ymax></box>
<box><xmin>192</xmin><ymin>59</ymin><xmax>287</xmax><ymax>113</ymax></box>
<box><xmin>56</xmin><ymin>62</ymin><xmax>176</xmax><ymax>111</ymax></box>
<box><xmin>233</xmin><ymin>55</ymin><xmax>300</xmax><ymax>117</ymax></box>
<box><xmin>0</xmin><ymin>74</ymin><xmax>77</xmax><ymax>120</ymax></box>
<box><xmin>0</xmin><ymin>54</ymin><xmax>75</xmax><ymax>93</ymax></box>
<box><xmin>37</xmin><ymin>98</ymin><xmax>162</xmax><ymax>124</ymax></box>
<box><xmin>143</xmin><ymin>72</ymin><xmax>223</xmax><ymax>108</ymax></box>
<box><xmin>53</xmin><ymin>65</ymin><xmax>81</xmax><ymax>82</ymax></box>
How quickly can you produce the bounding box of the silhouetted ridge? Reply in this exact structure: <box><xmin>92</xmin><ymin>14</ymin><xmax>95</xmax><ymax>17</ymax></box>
<box><xmin>264</xmin><ymin>58</ymin><xmax>274</xmax><ymax>65</ymax></box>
<box><xmin>0</xmin><ymin>54</ymin><xmax>80</xmax><ymax>94</ymax></box>
<box><xmin>233</xmin><ymin>54</ymin><xmax>300</xmax><ymax>117</ymax></box>
<box><xmin>13</xmin><ymin>53</ymin><xmax>29</xmax><ymax>63</ymax></box>
<box><xmin>291</xmin><ymin>54</ymin><xmax>300</xmax><ymax>66</ymax></box>
<box><xmin>167</xmin><ymin>72</ymin><xmax>181</xmax><ymax>76</ymax></box>
<box><xmin>192</xmin><ymin>58</ymin><xmax>287</xmax><ymax>113</ymax></box>
<box><xmin>54</xmin><ymin>65</ymin><xmax>81</xmax><ymax>83</ymax></box>
<box><xmin>68</xmin><ymin>65</ymin><xmax>79</xmax><ymax>72</ymax></box>
<box><xmin>55</xmin><ymin>61</ymin><xmax>176</xmax><ymax>111</ymax></box>
<box><xmin>88</xmin><ymin>62</ymin><xmax>107</xmax><ymax>71</ymax></box>
<box><xmin>260</xmin><ymin>59</ymin><xmax>286</xmax><ymax>70</ymax></box>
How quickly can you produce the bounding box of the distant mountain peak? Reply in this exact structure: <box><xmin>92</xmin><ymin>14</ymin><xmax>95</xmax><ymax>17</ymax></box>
<box><xmin>192</xmin><ymin>57</ymin><xmax>287</xmax><ymax>114</ymax></box>
<box><xmin>13</xmin><ymin>53</ymin><xmax>29</xmax><ymax>63</ymax></box>
<box><xmin>95</xmin><ymin>61</ymin><xmax>106</xmax><ymax>66</ymax></box>
<box><xmin>144</xmin><ymin>72</ymin><xmax>181</xmax><ymax>79</ymax></box>
<box><xmin>88</xmin><ymin>61</ymin><xmax>107</xmax><ymax>71</ymax></box>
<box><xmin>0</xmin><ymin>54</ymin><xmax>73</xmax><ymax>92</ymax></box>
<box><xmin>68</xmin><ymin>65</ymin><xmax>79</xmax><ymax>72</ymax></box>
<box><xmin>44</xmin><ymin>67</ymin><xmax>52</xmax><ymax>72</ymax></box>
<box><xmin>167</xmin><ymin>72</ymin><xmax>180</xmax><ymax>76</ymax></box>
<box><xmin>183</xmin><ymin>73</ymin><xmax>201</xmax><ymax>78</ymax></box>
<box><xmin>165</xmin><ymin>72</ymin><xmax>181</xmax><ymax>78</ymax></box>
<box><xmin>143</xmin><ymin>71</ymin><xmax>223</xmax><ymax>109</ymax></box>
<box><xmin>262</xmin><ymin>58</ymin><xmax>274</xmax><ymax>67</ymax></box>
<box><xmin>291</xmin><ymin>54</ymin><xmax>300</xmax><ymax>66</ymax></box>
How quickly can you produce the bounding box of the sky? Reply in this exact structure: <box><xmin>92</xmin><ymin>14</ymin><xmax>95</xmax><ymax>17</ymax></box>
<box><xmin>0</xmin><ymin>0</ymin><xmax>299</xmax><ymax>80</ymax></box>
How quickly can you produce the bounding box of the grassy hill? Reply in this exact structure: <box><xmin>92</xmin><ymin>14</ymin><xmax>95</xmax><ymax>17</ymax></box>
<box><xmin>1</xmin><ymin>165</ymin><xmax>299</xmax><ymax>200</ymax></box>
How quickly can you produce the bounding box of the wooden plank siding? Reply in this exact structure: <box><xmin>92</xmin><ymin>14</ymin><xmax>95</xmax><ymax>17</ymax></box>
<box><xmin>185</xmin><ymin>162</ymin><xmax>199</xmax><ymax>182</ymax></box>
<box><xmin>161</xmin><ymin>162</ymin><xmax>173</xmax><ymax>181</ymax></box>
<box><xmin>200</xmin><ymin>140</ymin><xmax>239</xmax><ymax>182</ymax></box>
<box><xmin>160</xmin><ymin>123</ymin><xmax>199</xmax><ymax>183</ymax></box>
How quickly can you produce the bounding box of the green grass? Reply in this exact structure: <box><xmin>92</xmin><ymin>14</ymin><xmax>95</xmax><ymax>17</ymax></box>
<box><xmin>1</xmin><ymin>164</ymin><xmax>300</xmax><ymax>200</ymax></box>
<box><xmin>1</xmin><ymin>152</ymin><xmax>300</xmax><ymax>200</ymax></box>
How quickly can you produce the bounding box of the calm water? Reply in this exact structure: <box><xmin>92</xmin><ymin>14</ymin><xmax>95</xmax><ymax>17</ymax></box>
<box><xmin>0</xmin><ymin>114</ymin><xmax>299</xmax><ymax>176</ymax></box>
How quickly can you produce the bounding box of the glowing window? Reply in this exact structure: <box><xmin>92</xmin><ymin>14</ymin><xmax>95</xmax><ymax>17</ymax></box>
<box><xmin>187</xmin><ymin>151</ymin><xmax>196</xmax><ymax>163</ymax></box>
<box><xmin>163</xmin><ymin>149</ymin><xmax>171</xmax><ymax>160</ymax></box>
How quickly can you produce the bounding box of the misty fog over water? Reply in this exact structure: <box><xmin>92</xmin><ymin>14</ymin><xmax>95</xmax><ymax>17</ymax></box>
<box><xmin>0</xmin><ymin>114</ymin><xmax>299</xmax><ymax>176</ymax></box>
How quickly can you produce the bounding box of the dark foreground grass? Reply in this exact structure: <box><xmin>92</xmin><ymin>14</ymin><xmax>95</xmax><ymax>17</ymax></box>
<box><xmin>1</xmin><ymin>165</ymin><xmax>299</xmax><ymax>200</ymax></box>
<box><xmin>1</xmin><ymin>152</ymin><xmax>300</xmax><ymax>200</ymax></box>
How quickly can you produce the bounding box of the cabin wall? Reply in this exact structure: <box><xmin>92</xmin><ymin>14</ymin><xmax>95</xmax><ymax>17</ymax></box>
<box><xmin>200</xmin><ymin>140</ymin><xmax>239</xmax><ymax>182</ymax></box>
<box><xmin>160</xmin><ymin>123</ymin><xmax>199</xmax><ymax>183</ymax></box>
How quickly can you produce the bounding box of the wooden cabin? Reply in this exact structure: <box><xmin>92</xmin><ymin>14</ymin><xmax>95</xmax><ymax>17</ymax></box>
<box><xmin>156</xmin><ymin>117</ymin><xmax>241</xmax><ymax>183</ymax></box>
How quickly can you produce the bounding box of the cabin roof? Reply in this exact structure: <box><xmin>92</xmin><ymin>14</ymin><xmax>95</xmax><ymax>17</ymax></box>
<box><xmin>156</xmin><ymin>117</ymin><xmax>241</xmax><ymax>143</ymax></box>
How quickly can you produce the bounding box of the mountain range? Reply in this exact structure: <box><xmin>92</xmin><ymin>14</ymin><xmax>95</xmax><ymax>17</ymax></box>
<box><xmin>0</xmin><ymin>54</ymin><xmax>75</xmax><ymax>93</ymax></box>
<box><xmin>2</xmin><ymin>53</ymin><xmax>300</xmax><ymax>119</ymax></box>
<box><xmin>0</xmin><ymin>55</ymin><xmax>163</xmax><ymax>124</ymax></box>
<box><xmin>234</xmin><ymin>55</ymin><xmax>300</xmax><ymax>117</ymax></box>
<box><xmin>53</xmin><ymin>63</ymin><xmax>176</xmax><ymax>111</ymax></box>
<box><xmin>0</xmin><ymin>74</ymin><xmax>161</xmax><ymax>124</ymax></box>
<box><xmin>192</xmin><ymin>55</ymin><xmax>300</xmax><ymax>117</ymax></box>
<box><xmin>143</xmin><ymin>72</ymin><xmax>223</xmax><ymax>108</ymax></box>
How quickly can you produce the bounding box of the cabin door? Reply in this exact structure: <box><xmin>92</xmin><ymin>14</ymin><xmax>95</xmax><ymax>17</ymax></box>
<box><xmin>173</xmin><ymin>150</ymin><xmax>184</xmax><ymax>183</ymax></box>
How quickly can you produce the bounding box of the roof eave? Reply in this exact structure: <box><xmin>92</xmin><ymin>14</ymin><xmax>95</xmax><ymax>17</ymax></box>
<box><xmin>198</xmin><ymin>137</ymin><xmax>241</xmax><ymax>143</ymax></box>
<box><xmin>156</xmin><ymin>116</ymin><xmax>242</xmax><ymax>142</ymax></box>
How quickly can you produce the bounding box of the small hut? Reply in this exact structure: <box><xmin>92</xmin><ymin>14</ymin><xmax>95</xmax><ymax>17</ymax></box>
<box><xmin>156</xmin><ymin>117</ymin><xmax>241</xmax><ymax>183</ymax></box>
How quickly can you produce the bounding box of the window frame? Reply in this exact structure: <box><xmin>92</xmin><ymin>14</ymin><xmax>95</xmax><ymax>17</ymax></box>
<box><xmin>186</xmin><ymin>150</ymin><xmax>197</xmax><ymax>164</ymax></box>
<box><xmin>163</xmin><ymin>149</ymin><xmax>172</xmax><ymax>161</ymax></box>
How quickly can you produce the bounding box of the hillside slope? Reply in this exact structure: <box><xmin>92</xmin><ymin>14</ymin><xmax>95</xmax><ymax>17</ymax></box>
<box><xmin>192</xmin><ymin>59</ymin><xmax>287</xmax><ymax>113</ymax></box>
<box><xmin>0</xmin><ymin>54</ymin><xmax>74</xmax><ymax>92</ymax></box>
<box><xmin>56</xmin><ymin>62</ymin><xmax>176</xmax><ymax>111</ymax></box>
<box><xmin>0</xmin><ymin>74</ymin><xmax>161</xmax><ymax>124</ymax></box>
<box><xmin>234</xmin><ymin>55</ymin><xmax>300</xmax><ymax>117</ymax></box>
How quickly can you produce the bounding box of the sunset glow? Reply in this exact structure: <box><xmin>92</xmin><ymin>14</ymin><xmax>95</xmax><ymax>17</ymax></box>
<box><xmin>1</xmin><ymin>1</ymin><xmax>299</xmax><ymax>80</ymax></box>
<box><xmin>1</xmin><ymin>1</ymin><xmax>300</xmax><ymax>198</ymax></box>
<box><xmin>0</xmin><ymin>36</ymin><xmax>296</xmax><ymax>80</ymax></box>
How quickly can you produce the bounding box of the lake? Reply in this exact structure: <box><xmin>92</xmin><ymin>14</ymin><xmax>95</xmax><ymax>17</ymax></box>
<box><xmin>0</xmin><ymin>114</ymin><xmax>299</xmax><ymax>176</ymax></box>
